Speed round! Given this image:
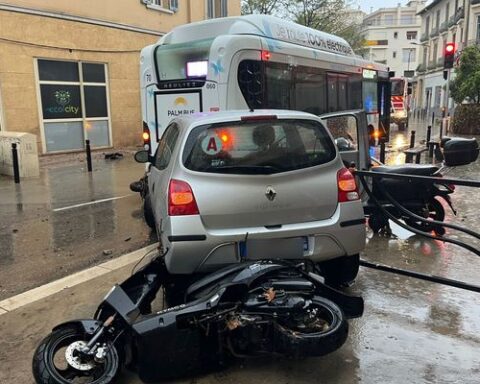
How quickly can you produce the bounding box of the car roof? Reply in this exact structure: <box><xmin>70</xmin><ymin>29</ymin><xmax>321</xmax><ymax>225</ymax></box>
<box><xmin>173</xmin><ymin>110</ymin><xmax>320</xmax><ymax>130</ymax></box>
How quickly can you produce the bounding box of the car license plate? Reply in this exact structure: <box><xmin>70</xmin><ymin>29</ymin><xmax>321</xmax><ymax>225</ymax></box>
<box><xmin>239</xmin><ymin>237</ymin><xmax>306</xmax><ymax>260</ymax></box>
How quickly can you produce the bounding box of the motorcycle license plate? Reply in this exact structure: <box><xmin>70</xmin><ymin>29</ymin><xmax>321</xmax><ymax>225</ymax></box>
<box><xmin>239</xmin><ymin>237</ymin><xmax>307</xmax><ymax>260</ymax></box>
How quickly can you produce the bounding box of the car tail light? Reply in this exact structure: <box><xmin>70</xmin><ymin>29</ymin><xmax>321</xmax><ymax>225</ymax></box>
<box><xmin>337</xmin><ymin>168</ymin><xmax>359</xmax><ymax>202</ymax></box>
<box><xmin>143</xmin><ymin>121</ymin><xmax>151</xmax><ymax>151</ymax></box>
<box><xmin>168</xmin><ymin>179</ymin><xmax>199</xmax><ymax>216</ymax></box>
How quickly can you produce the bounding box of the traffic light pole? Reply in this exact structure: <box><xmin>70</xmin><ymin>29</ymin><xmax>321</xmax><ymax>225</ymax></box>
<box><xmin>441</xmin><ymin>68</ymin><xmax>451</xmax><ymax>139</ymax></box>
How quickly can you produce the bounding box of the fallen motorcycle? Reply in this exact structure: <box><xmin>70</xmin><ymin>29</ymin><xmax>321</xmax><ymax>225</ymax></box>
<box><xmin>32</xmin><ymin>253</ymin><xmax>363</xmax><ymax>383</ymax></box>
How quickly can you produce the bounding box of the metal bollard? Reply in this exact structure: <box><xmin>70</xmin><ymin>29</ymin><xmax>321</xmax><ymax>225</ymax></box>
<box><xmin>428</xmin><ymin>141</ymin><xmax>434</xmax><ymax>158</ymax></box>
<box><xmin>409</xmin><ymin>130</ymin><xmax>416</xmax><ymax>149</ymax></box>
<box><xmin>426</xmin><ymin>125</ymin><xmax>431</xmax><ymax>148</ymax></box>
<box><xmin>379</xmin><ymin>139</ymin><xmax>386</xmax><ymax>164</ymax></box>
<box><xmin>11</xmin><ymin>143</ymin><xmax>20</xmax><ymax>184</ymax></box>
<box><xmin>85</xmin><ymin>139</ymin><xmax>92</xmax><ymax>172</ymax></box>
<box><xmin>431</xmin><ymin>111</ymin><xmax>435</xmax><ymax>126</ymax></box>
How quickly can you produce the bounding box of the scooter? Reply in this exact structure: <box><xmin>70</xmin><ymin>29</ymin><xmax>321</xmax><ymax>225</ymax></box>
<box><xmin>364</xmin><ymin>163</ymin><xmax>455</xmax><ymax>235</ymax></box>
<box><xmin>364</xmin><ymin>137</ymin><xmax>479</xmax><ymax>235</ymax></box>
<box><xmin>32</xmin><ymin>253</ymin><xmax>364</xmax><ymax>384</ymax></box>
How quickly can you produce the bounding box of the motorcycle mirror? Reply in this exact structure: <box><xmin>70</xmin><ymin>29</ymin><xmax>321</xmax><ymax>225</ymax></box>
<box><xmin>134</xmin><ymin>150</ymin><xmax>150</xmax><ymax>163</ymax></box>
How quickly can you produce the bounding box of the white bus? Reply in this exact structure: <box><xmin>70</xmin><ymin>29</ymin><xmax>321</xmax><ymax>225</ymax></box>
<box><xmin>139</xmin><ymin>15</ymin><xmax>391</xmax><ymax>155</ymax></box>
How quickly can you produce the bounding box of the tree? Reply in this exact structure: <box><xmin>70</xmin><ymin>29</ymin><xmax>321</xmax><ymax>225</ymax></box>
<box><xmin>286</xmin><ymin>0</ymin><xmax>366</xmax><ymax>54</ymax></box>
<box><xmin>241</xmin><ymin>0</ymin><xmax>365</xmax><ymax>54</ymax></box>
<box><xmin>450</xmin><ymin>46</ymin><xmax>480</xmax><ymax>104</ymax></box>
<box><xmin>241</xmin><ymin>0</ymin><xmax>283</xmax><ymax>15</ymax></box>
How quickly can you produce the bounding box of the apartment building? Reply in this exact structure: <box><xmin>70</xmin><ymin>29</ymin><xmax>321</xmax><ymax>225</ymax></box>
<box><xmin>362</xmin><ymin>1</ymin><xmax>426</xmax><ymax>77</ymax></box>
<box><xmin>415</xmin><ymin>0</ymin><xmax>480</xmax><ymax>116</ymax></box>
<box><xmin>0</xmin><ymin>0</ymin><xmax>241</xmax><ymax>154</ymax></box>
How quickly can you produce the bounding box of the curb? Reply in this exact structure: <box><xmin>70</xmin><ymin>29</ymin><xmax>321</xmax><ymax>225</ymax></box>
<box><xmin>0</xmin><ymin>243</ymin><xmax>159</xmax><ymax>315</ymax></box>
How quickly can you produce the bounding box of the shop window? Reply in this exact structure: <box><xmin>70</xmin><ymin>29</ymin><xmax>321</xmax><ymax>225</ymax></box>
<box><xmin>37</xmin><ymin>59</ymin><xmax>110</xmax><ymax>153</ymax></box>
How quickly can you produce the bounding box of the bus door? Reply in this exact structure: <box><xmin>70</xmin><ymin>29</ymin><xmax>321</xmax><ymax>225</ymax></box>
<box><xmin>378</xmin><ymin>79</ymin><xmax>391</xmax><ymax>142</ymax></box>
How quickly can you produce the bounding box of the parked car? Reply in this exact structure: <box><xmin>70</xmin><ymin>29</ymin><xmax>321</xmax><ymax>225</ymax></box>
<box><xmin>134</xmin><ymin>110</ymin><xmax>365</xmax><ymax>286</ymax></box>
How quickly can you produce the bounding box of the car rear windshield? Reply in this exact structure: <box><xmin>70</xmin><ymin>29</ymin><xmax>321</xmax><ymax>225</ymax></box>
<box><xmin>183</xmin><ymin>119</ymin><xmax>336</xmax><ymax>174</ymax></box>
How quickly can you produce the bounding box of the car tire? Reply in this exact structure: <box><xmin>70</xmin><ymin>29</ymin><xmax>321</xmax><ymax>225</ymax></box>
<box><xmin>319</xmin><ymin>254</ymin><xmax>360</xmax><ymax>287</ymax></box>
<box><xmin>143</xmin><ymin>194</ymin><xmax>155</xmax><ymax>229</ymax></box>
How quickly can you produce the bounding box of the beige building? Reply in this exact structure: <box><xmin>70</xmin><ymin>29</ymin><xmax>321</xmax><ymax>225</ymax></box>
<box><xmin>0</xmin><ymin>0</ymin><xmax>241</xmax><ymax>153</ymax></box>
<box><xmin>361</xmin><ymin>1</ymin><xmax>426</xmax><ymax>77</ymax></box>
<box><xmin>415</xmin><ymin>0</ymin><xmax>480</xmax><ymax>116</ymax></box>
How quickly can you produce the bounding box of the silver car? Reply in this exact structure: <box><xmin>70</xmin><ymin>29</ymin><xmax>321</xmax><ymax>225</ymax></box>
<box><xmin>135</xmin><ymin>110</ymin><xmax>365</xmax><ymax>285</ymax></box>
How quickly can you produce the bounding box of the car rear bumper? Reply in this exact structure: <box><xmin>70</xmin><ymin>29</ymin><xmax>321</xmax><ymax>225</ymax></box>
<box><xmin>162</xmin><ymin>201</ymin><xmax>365</xmax><ymax>274</ymax></box>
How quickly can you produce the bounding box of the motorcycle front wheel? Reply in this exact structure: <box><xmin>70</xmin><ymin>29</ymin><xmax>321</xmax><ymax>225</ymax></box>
<box><xmin>32</xmin><ymin>324</ymin><xmax>120</xmax><ymax>384</ymax></box>
<box><xmin>274</xmin><ymin>296</ymin><xmax>348</xmax><ymax>358</ymax></box>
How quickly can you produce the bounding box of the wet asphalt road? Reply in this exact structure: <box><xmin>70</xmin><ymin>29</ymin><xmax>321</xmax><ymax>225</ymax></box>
<box><xmin>0</xmin><ymin>156</ymin><xmax>155</xmax><ymax>300</ymax></box>
<box><xmin>0</xmin><ymin>126</ymin><xmax>480</xmax><ymax>383</ymax></box>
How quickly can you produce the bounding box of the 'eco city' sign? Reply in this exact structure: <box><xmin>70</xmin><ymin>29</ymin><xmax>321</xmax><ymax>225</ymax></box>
<box><xmin>41</xmin><ymin>85</ymin><xmax>82</xmax><ymax>120</ymax></box>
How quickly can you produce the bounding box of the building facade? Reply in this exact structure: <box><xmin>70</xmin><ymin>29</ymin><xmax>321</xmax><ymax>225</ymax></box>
<box><xmin>362</xmin><ymin>1</ymin><xmax>426</xmax><ymax>78</ymax></box>
<box><xmin>0</xmin><ymin>0</ymin><xmax>241</xmax><ymax>154</ymax></box>
<box><xmin>415</xmin><ymin>0</ymin><xmax>480</xmax><ymax>116</ymax></box>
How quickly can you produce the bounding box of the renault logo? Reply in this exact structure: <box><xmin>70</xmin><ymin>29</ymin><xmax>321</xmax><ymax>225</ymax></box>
<box><xmin>265</xmin><ymin>186</ymin><xmax>276</xmax><ymax>201</ymax></box>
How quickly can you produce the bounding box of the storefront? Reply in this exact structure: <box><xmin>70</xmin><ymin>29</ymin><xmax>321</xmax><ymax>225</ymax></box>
<box><xmin>36</xmin><ymin>59</ymin><xmax>111</xmax><ymax>152</ymax></box>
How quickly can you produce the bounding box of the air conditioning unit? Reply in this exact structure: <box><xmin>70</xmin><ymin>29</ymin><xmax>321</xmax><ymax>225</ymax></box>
<box><xmin>0</xmin><ymin>132</ymin><xmax>39</xmax><ymax>178</ymax></box>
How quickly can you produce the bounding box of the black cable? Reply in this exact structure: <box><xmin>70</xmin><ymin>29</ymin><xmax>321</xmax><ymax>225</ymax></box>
<box><xmin>358</xmin><ymin>175</ymin><xmax>480</xmax><ymax>256</ymax></box>
<box><xmin>375</xmin><ymin>180</ymin><xmax>480</xmax><ymax>240</ymax></box>
<box><xmin>0</xmin><ymin>36</ymin><xmax>142</xmax><ymax>53</ymax></box>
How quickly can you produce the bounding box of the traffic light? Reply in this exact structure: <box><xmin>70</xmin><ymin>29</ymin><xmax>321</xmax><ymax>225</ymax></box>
<box><xmin>444</xmin><ymin>43</ymin><xmax>456</xmax><ymax>69</ymax></box>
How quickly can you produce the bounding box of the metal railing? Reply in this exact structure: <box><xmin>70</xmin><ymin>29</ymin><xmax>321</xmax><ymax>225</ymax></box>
<box><xmin>416</xmin><ymin>63</ymin><xmax>426</xmax><ymax>73</ymax></box>
<box><xmin>420</xmin><ymin>32</ymin><xmax>428</xmax><ymax>42</ymax></box>
<box><xmin>448</xmin><ymin>15</ymin><xmax>455</xmax><ymax>27</ymax></box>
<box><xmin>436</xmin><ymin>56</ymin><xmax>444</xmax><ymax>68</ymax></box>
<box><xmin>454</xmin><ymin>6</ymin><xmax>465</xmax><ymax>23</ymax></box>
<box><xmin>439</xmin><ymin>20</ymin><xmax>448</xmax><ymax>33</ymax></box>
<box><xmin>429</xmin><ymin>26</ymin><xmax>439</xmax><ymax>38</ymax></box>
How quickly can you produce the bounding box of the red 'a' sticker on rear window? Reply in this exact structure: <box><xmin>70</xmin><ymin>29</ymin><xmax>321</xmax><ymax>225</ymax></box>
<box><xmin>201</xmin><ymin>135</ymin><xmax>222</xmax><ymax>155</ymax></box>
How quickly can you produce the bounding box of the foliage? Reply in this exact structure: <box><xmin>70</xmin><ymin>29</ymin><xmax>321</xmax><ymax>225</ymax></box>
<box><xmin>241</xmin><ymin>0</ymin><xmax>283</xmax><ymax>15</ymax></box>
<box><xmin>451</xmin><ymin>104</ymin><xmax>480</xmax><ymax>134</ymax></box>
<box><xmin>241</xmin><ymin>0</ymin><xmax>366</xmax><ymax>54</ymax></box>
<box><xmin>450</xmin><ymin>45</ymin><xmax>480</xmax><ymax>104</ymax></box>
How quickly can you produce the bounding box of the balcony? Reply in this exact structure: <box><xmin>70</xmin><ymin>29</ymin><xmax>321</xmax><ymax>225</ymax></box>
<box><xmin>427</xmin><ymin>61</ymin><xmax>437</xmax><ymax>70</ymax></box>
<box><xmin>429</xmin><ymin>26</ymin><xmax>439</xmax><ymax>38</ymax></box>
<box><xmin>416</xmin><ymin>63</ymin><xmax>426</xmax><ymax>73</ymax></box>
<box><xmin>455</xmin><ymin>6</ymin><xmax>465</xmax><ymax>23</ymax></box>
<box><xmin>420</xmin><ymin>32</ymin><xmax>428</xmax><ymax>42</ymax></box>
<box><xmin>437</xmin><ymin>57</ymin><xmax>444</xmax><ymax>68</ymax></box>
<box><xmin>439</xmin><ymin>21</ymin><xmax>448</xmax><ymax>33</ymax></box>
<box><xmin>448</xmin><ymin>15</ymin><xmax>455</xmax><ymax>28</ymax></box>
<box><xmin>472</xmin><ymin>0</ymin><xmax>480</xmax><ymax>5</ymax></box>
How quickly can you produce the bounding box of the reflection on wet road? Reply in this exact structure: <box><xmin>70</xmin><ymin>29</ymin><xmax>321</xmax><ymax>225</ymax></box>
<box><xmin>0</xmin><ymin>157</ymin><xmax>155</xmax><ymax>299</ymax></box>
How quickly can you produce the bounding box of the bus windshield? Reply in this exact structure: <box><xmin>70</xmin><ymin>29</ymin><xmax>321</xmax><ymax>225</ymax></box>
<box><xmin>391</xmin><ymin>79</ymin><xmax>405</xmax><ymax>96</ymax></box>
<box><xmin>154</xmin><ymin>38</ymin><xmax>213</xmax><ymax>81</ymax></box>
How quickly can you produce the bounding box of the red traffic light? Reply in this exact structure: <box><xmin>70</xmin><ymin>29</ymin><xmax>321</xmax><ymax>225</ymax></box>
<box><xmin>445</xmin><ymin>43</ymin><xmax>455</xmax><ymax>53</ymax></box>
<box><xmin>444</xmin><ymin>43</ymin><xmax>456</xmax><ymax>69</ymax></box>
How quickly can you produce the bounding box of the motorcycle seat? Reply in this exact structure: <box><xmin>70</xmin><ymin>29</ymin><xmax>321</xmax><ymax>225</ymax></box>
<box><xmin>372</xmin><ymin>164</ymin><xmax>439</xmax><ymax>176</ymax></box>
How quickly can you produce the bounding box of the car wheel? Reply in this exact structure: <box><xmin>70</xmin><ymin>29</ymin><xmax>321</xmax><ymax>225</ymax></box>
<box><xmin>319</xmin><ymin>254</ymin><xmax>360</xmax><ymax>287</ymax></box>
<box><xmin>143</xmin><ymin>194</ymin><xmax>155</xmax><ymax>229</ymax></box>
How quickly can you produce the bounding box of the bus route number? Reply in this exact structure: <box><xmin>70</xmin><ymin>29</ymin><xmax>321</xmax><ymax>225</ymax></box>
<box><xmin>206</xmin><ymin>83</ymin><xmax>216</xmax><ymax>90</ymax></box>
